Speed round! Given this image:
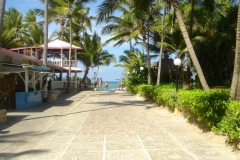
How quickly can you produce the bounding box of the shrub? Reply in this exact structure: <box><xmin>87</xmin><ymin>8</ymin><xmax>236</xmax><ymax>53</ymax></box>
<box><xmin>213</xmin><ymin>101</ymin><xmax>240</xmax><ymax>150</ymax></box>
<box><xmin>178</xmin><ymin>90</ymin><xmax>229</xmax><ymax>128</ymax></box>
<box><xmin>137</xmin><ymin>85</ymin><xmax>154</xmax><ymax>99</ymax></box>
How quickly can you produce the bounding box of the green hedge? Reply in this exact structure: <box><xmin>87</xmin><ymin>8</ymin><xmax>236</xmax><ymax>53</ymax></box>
<box><xmin>178</xmin><ymin>90</ymin><xmax>229</xmax><ymax>128</ymax></box>
<box><xmin>213</xmin><ymin>101</ymin><xmax>240</xmax><ymax>149</ymax></box>
<box><xmin>126</xmin><ymin>84</ymin><xmax>239</xmax><ymax>150</ymax></box>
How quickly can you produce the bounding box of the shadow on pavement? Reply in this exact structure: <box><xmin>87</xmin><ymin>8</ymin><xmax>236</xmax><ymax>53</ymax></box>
<box><xmin>0</xmin><ymin>92</ymin><xmax>80</xmax><ymax>131</ymax></box>
<box><xmin>0</xmin><ymin>115</ymin><xmax>28</xmax><ymax>132</ymax></box>
<box><xmin>0</xmin><ymin>150</ymin><xmax>48</xmax><ymax>159</ymax></box>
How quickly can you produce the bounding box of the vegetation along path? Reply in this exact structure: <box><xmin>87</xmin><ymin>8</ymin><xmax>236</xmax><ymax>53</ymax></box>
<box><xmin>0</xmin><ymin>91</ymin><xmax>239</xmax><ymax>160</ymax></box>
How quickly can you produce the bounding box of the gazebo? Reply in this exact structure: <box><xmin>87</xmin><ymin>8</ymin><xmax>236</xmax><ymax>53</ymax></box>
<box><xmin>11</xmin><ymin>39</ymin><xmax>83</xmax><ymax>90</ymax></box>
<box><xmin>0</xmin><ymin>39</ymin><xmax>83</xmax><ymax>109</ymax></box>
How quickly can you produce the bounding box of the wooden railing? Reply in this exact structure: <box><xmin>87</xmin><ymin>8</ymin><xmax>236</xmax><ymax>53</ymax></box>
<box><xmin>47</xmin><ymin>60</ymin><xmax>76</xmax><ymax>67</ymax></box>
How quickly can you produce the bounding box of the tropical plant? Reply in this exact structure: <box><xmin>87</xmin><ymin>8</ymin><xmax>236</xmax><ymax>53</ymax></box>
<box><xmin>0</xmin><ymin>0</ymin><xmax>6</xmax><ymax>46</ymax></box>
<box><xmin>1</xmin><ymin>8</ymin><xmax>24</xmax><ymax>49</ymax></box>
<box><xmin>77</xmin><ymin>32</ymin><xmax>116</xmax><ymax>87</ymax></box>
<box><xmin>97</xmin><ymin>0</ymin><xmax>161</xmax><ymax>85</ymax></box>
<box><xmin>22</xmin><ymin>10</ymin><xmax>44</xmax><ymax>46</ymax></box>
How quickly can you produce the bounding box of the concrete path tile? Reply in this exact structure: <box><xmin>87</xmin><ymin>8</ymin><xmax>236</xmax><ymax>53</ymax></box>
<box><xmin>0</xmin><ymin>91</ymin><xmax>239</xmax><ymax>160</ymax></box>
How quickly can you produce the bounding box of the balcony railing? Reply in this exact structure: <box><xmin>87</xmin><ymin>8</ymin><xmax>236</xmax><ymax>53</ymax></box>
<box><xmin>47</xmin><ymin>60</ymin><xmax>76</xmax><ymax>67</ymax></box>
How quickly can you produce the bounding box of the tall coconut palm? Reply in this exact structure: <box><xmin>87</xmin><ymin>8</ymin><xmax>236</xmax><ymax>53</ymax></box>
<box><xmin>97</xmin><ymin>0</ymin><xmax>158</xmax><ymax>84</ymax></box>
<box><xmin>51</xmin><ymin>0</ymin><xmax>95</xmax><ymax>93</ymax></box>
<box><xmin>36</xmin><ymin>0</ymin><xmax>67</xmax><ymax>40</ymax></box>
<box><xmin>0</xmin><ymin>0</ymin><xmax>6</xmax><ymax>46</ymax></box>
<box><xmin>22</xmin><ymin>10</ymin><xmax>44</xmax><ymax>46</ymax></box>
<box><xmin>71</xmin><ymin>7</ymin><xmax>93</xmax><ymax>42</ymax></box>
<box><xmin>1</xmin><ymin>8</ymin><xmax>24</xmax><ymax>49</ymax></box>
<box><xmin>101</xmin><ymin>12</ymin><xmax>139</xmax><ymax>49</ymax></box>
<box><xmin>170</xmin><ymin>0</ymin><xmax>209</xmax><ymax>91</ymax></box>
<box><xmin>156</xmin><ymin>6</ymin><xmax>166</xmax><ymax>86</ymax></box>
<box><xmin>77</xmin><ymin>32</ymin><xmax>116</xmax><ymax>86</ymax></box>
<box><xmin>129</xmin><ymin>0</ymin><xmax>209</xmax><ymax>90</ymax></box>
<box><xmin>230</xmin><ymin>2</ymin><xmax>240</xmax><ymax>100</ymax></box>
<box><xmin>43</xmin><ymin>0</ymin><xmax>48</xmax><ymax>67</ymax></box>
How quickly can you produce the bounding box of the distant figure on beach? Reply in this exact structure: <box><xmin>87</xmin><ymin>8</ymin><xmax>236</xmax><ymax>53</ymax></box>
<box><xmin>98</xmin><ymin>78</ymin><xmax>102</xmax><ymax>91</ymax></box>
<box><xmin>105</xmin><ymin>81</ymin><xmax>109</xmax><ymax>90</ymax></box>
<box><xmin>94</xmin><ymin>78</ymin><xmax>99</xmax><ymax>91</ymax></box>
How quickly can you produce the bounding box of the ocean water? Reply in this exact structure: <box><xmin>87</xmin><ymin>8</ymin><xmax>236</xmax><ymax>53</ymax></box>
<box><xmin>95</xmin><ymin>81</ymin><xmax>121</xmax><ymax>91</ymax></box>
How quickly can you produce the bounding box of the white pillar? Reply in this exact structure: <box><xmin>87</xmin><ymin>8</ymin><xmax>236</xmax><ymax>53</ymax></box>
<box><xmin>75</xmin><ymin>49</ymin><xmax>77</xmax><ymax>67</ymax></box>
<box><xmin>25</xmin><ymin>69</ymin><xmax>28</xmax><ymax>92</ymax></box>
<box><xmin>33</xmin><ymin>71</ymin><xmax>36</xmax><ymax>91</ymax></box>
<box><xmin>75</xmin><ymin>71</ymin><xmax>77</xmax><ymax>88</ymax></box>
<box><xmin>61</xmin><ymin>48</ymin><xmax>63</xmax><ymax>67</ymax></box>
<box><xmin>61</xmin><ymin>70</ymin><xmax>63</xmax><ymax>88</ymax></box>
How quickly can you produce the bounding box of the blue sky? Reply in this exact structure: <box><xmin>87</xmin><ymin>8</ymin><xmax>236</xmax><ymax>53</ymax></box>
<box><xmin>5</xmin><ymin>0</ymin><xmax>130</xmax><ymax>82</ymax></box>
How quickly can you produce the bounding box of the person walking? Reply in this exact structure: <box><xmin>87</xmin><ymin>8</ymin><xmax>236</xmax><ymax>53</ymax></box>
<box><xmin>95</xmin><ymin>78</ymin><xmax>99</xmax><ymax>91</ymax></box>
<box><xmin>98</xmin><ymin>78</ymin><xmax>103</xmax><ymax>91</ymax></box>
<box><xmin>105</xmin><ymin>81</ymin><xmax>109</xmax><ymax>90</ymax></box>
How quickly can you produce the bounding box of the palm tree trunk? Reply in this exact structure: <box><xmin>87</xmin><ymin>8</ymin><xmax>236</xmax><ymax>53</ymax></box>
<box><xmin>171</xmin><ymin>0</ymin><xmax>209</xmax><ymax>91</ymax></box>
<box><xmin>0</xmin><ymin>0</ymin><xmax>6</xmax><ymax>47</ymax></box>
<box><xmin>230</xmin><ymin>2</ymin><xmax>240</xmax><ymax>100</ymax></box>
<box><xmin>146</xmin><ymin>22</ymin><xmax>151</xmax><ymax>84</ymax></box>
<box><xmin>157</xmin><ymin>6</ymin><xmax>166</xmax><ymax>86</ymax></box>
<box><xmin>183</xmin><ymin>0</ymin><xmax>195</xmax><ymax>90</ymax></box>
<box><xmin>66</xmin><ymin>17</ymin><xmax>72</xmax><ymax>93</ymax></box>
<box><xmin>43</xmin><ymin>0</ymin><xmax>48</xmax><ymax>67</ymax></box>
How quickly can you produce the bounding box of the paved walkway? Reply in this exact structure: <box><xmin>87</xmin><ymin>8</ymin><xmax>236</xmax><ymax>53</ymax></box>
<box><xmin>0</xmin><ymin>91</ymin><xmax>239</xmax><ymax>160</ymax></box>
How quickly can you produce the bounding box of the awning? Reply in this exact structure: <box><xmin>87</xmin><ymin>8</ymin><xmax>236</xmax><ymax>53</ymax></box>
<box><xmin>0</xmin><ymin>70</ymin><xmax>24</xmax><ymax>74</ymax></box>
<box><xmin>63</xmin><ymin>67</ymin><xmax>83</xmax><ymax>72</ymax></box>
<box><xmin>32</xmin><ymin>66</ymin><xmax>51</xmax><ymax>71</ymax></box>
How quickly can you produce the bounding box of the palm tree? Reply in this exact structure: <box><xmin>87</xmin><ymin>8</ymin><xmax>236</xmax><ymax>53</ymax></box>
<box><xmin>170</xmin><ymin>0</ymin><xmax>209</xmax><ymax>91</ymax></box>
<box><xmin>22</xmin><ymin>10</ymin><xmax>44</xmax><ymax>46</ymax></box>
<box><xmin>0</xmin><ymin>0</ymin><xmax>6</xmax><ymax>46</ymax></box>
<box><xmin>97</xmin><ymin>0</ymin><xmax>159</xmax><ymax>84</ymax></box>
<box><xmin>78</xmin><ymin>32</ymin><xmax>116</xmax><ymax>87</ymax></box>
<box><xmin>129</xmin><ymin>0</ymin><xmax>209</xmax><ymax>90</ymax></box>
<box><xmin>36</xmin><ymin>0</ymin><xmax>67</xmax><ymax>40</ymax></box>
<box><xmin>117</xmin><ymin>47</ymin><xmax>146</xmax><ymax>70</ymax></box>
<box><xmin>43</xmin><ymin>0</ymin><xmax>48</xmax><ymax>67</ymax></box>
<box><xmin>156</xmin><ymin>6</ymin><xmax>166</xmax><ymax>86</ymax></box>
<box><xmin>50</xmin><ymin>0</ymin><xmax>95</xmax><ymax>93</ymax></box>
<box><xmin>71</xmin><ymin>7</ymin><xmax>93</xmax><ymax>42</ymax></box>
<box><xmin>101</xmin><ymin>12</ymin><xmax>138</xmax><ymax>49</ymax></box>
<box><xmin>230</xmin><ymin>2</ymin><xmax>240</xmax><ymax>100</ymax></box>
<box><xmin>1</xmin><ymin>8</ymin><xmax>24</xmax><ymax>49</ymax></box>
<box><xmin>116</xmin><ymin>47</ymin><xmax>148</xmax><ymax>84</ymax></box>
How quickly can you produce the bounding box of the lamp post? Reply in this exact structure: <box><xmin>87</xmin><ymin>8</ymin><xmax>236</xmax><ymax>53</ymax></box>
<box><xmin>174</xmin><ymin>58</ymin><xmax>181</xmax><ymax>92</ymax></box>
<box><xmin>139</xmin><ymin>67</ymin><xmax>144</xmax><ymax>84</ymax></box>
